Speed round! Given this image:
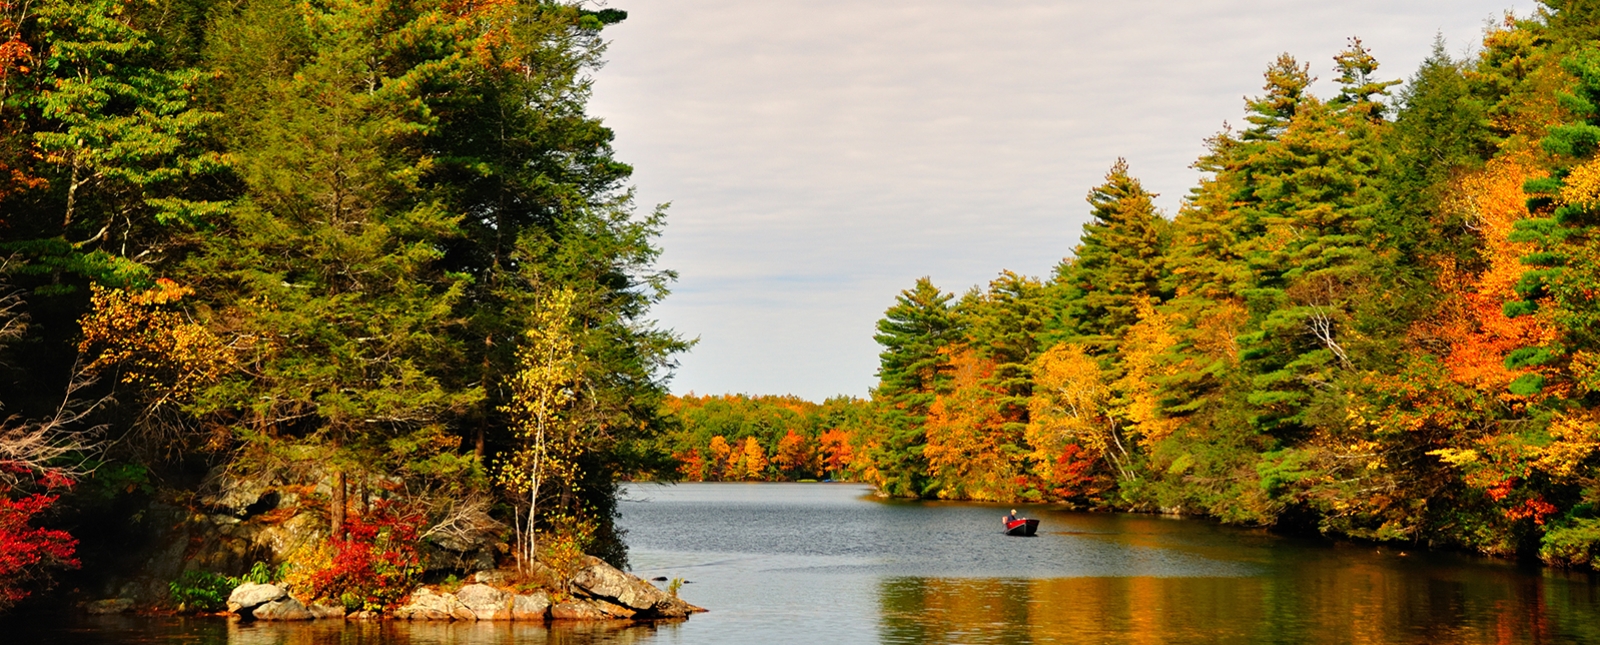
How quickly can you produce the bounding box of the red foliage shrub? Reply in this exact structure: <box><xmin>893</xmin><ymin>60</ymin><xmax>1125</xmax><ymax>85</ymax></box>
<box><xmin>0</xmin><ymin>492</ymin><xmax>79</xmax><ymax>608</ymax></box>
<box><xmin>1047</xmin><ymin>444</ymin><xmax>1100</xmax><ymax>500</ymax></box>
<box><xmin>302</xmin><ymin>501</ymin><xmax>424</xmax><ymax>611</ymax></box>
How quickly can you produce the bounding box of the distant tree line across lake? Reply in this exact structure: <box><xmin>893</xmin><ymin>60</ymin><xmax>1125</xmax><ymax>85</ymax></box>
<box><xmin>663</xmin><ymin>2</ymin><xmax>1600</xmax><ymax>571</ymax></box>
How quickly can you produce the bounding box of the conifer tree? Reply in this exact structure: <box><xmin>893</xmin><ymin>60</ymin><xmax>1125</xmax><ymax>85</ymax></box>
<box><xmin>1235</xmin><ymin>44</ymin><xmax>1396</xmax><ymax>435</ymax></box>
<box><xmin>1052</xmin><ymin>159</ymin><xmax>1169</xmax><ymax>349</ymax></box>
<box><xmin>869</xmin><ymin>277</ymin><xmax>960</xmax><ymax>496</ymax></box>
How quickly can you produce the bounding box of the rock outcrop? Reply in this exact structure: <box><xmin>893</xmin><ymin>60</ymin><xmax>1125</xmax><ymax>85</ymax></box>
<box><xmin>253</xmin><ymin>597</ymin><xmax>313</xmax><ymax>621</ymax></box>
<box><xmin>454</xmin><ymin>583</ymin><xmax>511</xmax><ymax>621</ymax></box>
<box><xmin>226</xmin><ymin>582</ymin><xmax>288</xmax><ymax>616</ymax></box>
<box><xmin>511</xmin><ymin>591</ymin><xmax>551</xmax><ymax>620</ymax></box>
<box><xmin>221</xmin><ymin>557</ymin><xmax>699</xmax><ymax>622</ymax></box>
<box><xmin>570</xmin><ymin>556</ymin><xmax>703</xmax><ymax>619</ymax></box>
<box><xmin>393</xmin><ymin>587</ymin><xmax>477</xmax><ymax>621</ymax></box>
<box><xmin>84</xmin><ymin>598</ymin><xmax>135</xmax><ymax>615</ymax></box>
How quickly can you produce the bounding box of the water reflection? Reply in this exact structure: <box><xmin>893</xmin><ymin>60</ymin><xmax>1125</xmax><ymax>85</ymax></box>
<box><xmin>225</xmin><ymin>619</ymin><xmax>675</xmax><ymax>645</ymax></box>
<box><xmin>877</xmin><ymin>570</ymin><xmax>1600</xmax><ymax>645</ymax></box>
<box><xmin>2</xmin><ymin>615</ymin><xmax>678</xmax><ymax>645</ymax></box>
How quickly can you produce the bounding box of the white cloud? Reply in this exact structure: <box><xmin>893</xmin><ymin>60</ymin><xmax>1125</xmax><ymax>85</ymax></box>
<box><xmin>589</xmin><ymin>0</ymin><xmax>1539</xmax><ymax>400</ymax></box>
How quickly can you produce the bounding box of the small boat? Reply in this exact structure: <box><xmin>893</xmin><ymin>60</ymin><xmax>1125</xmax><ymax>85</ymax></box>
<box><xmin>1004</xmin><ymin>518</ymin><xmax>1039</xmax><ymax>537</ymax></box>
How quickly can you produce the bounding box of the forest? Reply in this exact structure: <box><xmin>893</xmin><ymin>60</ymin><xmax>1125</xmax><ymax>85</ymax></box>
<box><xmin>665</xmin><ymin>2</ymin><xmax>1600</xmax><ymax>570</ymax></box>
<box><xmin>0</xmin><ymin>0</ymin><xmax>686</xmax><ymax>611</ymax></box>
<box><xmin>10</xmin><ymin>0</ymin><xmax>1600</xmax><ymax>619</ymax></box>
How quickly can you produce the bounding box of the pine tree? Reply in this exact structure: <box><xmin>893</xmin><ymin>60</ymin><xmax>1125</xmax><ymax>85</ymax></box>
<box><xmin>1051</xmin><ymin>159</ymin><xmax>1169</xmax><ymax>349</ymax></box>
<box><xmin>869</xmin><ymin>277</ymin><xmax>960</xmax><ymax>497</ymax></box>
<box><xmin>187</xmin><ymin>0</ymin><xmax>495</xmax><ymax>534</ymax></box>
<box><xmin>1235</xmin><ymin>44</ymin><xmax>1396</xmax><ymax>436</ymax></box>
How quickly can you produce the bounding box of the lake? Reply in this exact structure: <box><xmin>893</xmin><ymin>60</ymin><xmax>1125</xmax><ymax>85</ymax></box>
<box><xmin>11</xmin><ymin>482</ymin><xmax>1600</xmax><ymax>644</ymax></box>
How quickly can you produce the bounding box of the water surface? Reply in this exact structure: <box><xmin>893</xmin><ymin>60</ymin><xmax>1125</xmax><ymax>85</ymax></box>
<box><xmin>12</xmin><ymin>482</ymin><xmax>1600</xmax><ymax>644</ymax></box>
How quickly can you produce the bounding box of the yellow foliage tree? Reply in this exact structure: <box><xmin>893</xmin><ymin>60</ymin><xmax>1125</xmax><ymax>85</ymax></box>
<box><xmin>495</xmin><ymin>288</ymin><xmax>583</xmax><ymax>573</ymax></box>
<box><xmin>1112</xmin><ymin>299</ymin><xmax>1181</xmax><ymax>449</ymax></box>
<box><xmin>77</xmin><ymin>279</ymin><xmax>234</xmax><ymax>450</ymax></box>
<box><xmin>739</xmin><ymin>436</ymin><xmax>768</xmax><ymax>481</ymax></box>
<box><xmin>1027</xmin><ymin>342</ymin><xmax>1131</xmax><ymax>481</ymax></box>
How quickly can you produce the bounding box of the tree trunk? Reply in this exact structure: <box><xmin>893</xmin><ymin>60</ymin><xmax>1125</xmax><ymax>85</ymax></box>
<box><xmin>331</xmin><ymin>470</ymin><xmax>347</xmax><ymax>539</ymax></box>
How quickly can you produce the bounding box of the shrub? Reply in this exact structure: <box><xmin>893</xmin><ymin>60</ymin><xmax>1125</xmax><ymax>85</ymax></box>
<box><xmin>0</xmin><ymin>492</ymin><xmax>78</xmax><ymax>609</ymax></box>
<box><xmin>169</xmin><ymin>570</ymin><xmax>236</xmax><ymax>612</ymax></box>
<box><xmin>297</xmin><ymin>501</ymin><xmax>424</xmax><ymax>612</ymax></box>
<box><xmin>1542</xmin><ymin>518</ymin><xmax>1600</xmax><ymax>568</ymax></box>
<box><xmin>536</xmin><ymin>512</ymin><xmax>596</xmax><ymax>582</ymax></box>
<box><xmin>239</xmin><ymin>560</ymin><xmax>286</xmax><ymax>585</ymax></box>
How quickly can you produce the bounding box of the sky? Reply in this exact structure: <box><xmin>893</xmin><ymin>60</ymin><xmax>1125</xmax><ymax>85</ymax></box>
<box><xmin>585</xmin><ymin>0</ymin><xmax>1541</xmax><ymax>402</ymax></box>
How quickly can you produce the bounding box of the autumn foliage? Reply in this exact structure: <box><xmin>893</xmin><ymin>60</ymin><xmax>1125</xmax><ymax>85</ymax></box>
<box><xmin>292</xmin><ymin>501</ymin><xmax>424</xmax><ymax>612</ymax></box>
<box><xmin>0</xmin><ymin>492</ymin><xmax>78</xmax><ymax>609</ymax></box>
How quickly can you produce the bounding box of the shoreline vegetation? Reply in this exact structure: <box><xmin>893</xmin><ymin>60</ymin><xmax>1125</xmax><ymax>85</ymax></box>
<box><xmin>660</xmin><ymin>3</ymin><xmax>1600</xmax><ymax>573</ymax></box>
<box><xmin>0</xmin><ymin>0</ymin><xmax>694</xmax><ymax>620</ymax></box>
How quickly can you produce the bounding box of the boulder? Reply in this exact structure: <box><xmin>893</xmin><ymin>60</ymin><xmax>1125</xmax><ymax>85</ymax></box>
<box><xmin>454</xmin><ymin>583</ymin><xmax>511</xmax><ymax>620</ymax></box>
<box><xmin>227</xmin><ymin>582</ymin><xmax>288</xmax><ymax>614</ymax></box>
<box><xmin>511</xmin><ymin>591</ymin><xmax>550</xmax><ymax>621</ymax></box>
<box><xmin>570</xmin><ymin>557</ymin><xmax>664</xmax><ymax>610</ymax></box>
<box><xmin>570</xmin><ymin>556</ymin><xmax>702</xmax><ymax>618</ymax></box>
<box><xmin>253</xmin><ymin>597</ymin><xmax>314</xmax><ymax>621</ymax></box>
<box><xmin>392</xmin><ymin>587</ymin><xmax>476</xmax><ymax>621</ymax></box>
<box><xmin>85</xmin><ymin>598</ymin><xmax>135</xmax><ymax>615</ymax></box>
<box><xmin>471</xmin><ymin>570</ymin><xmax>510</xmax><ymax>585</ymax></box>
<box><xmin>550</xmin><ymin>599</ymin><xmax>632</xmax><ymax>620</ymax></box>
<box><xmin>308</xmin><ymin>603</ymin><xmax>347</xmax><ymax>620</ymax></box>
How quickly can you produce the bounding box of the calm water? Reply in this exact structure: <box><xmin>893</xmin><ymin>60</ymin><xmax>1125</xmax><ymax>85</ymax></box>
<box><xmin>11</xmin><ymin>482</ymin><xmax>1600</xmax><ymax>644</ymax></box>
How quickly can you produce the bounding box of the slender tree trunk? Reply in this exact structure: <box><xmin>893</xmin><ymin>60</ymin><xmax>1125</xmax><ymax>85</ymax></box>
<box><xmin>358</xmin><ymin>478</ymin><xmax>369</xmax><ymax>517</ymax></box>
<box><xmin>477</xmin><ymin>333</ymin><xmax>492</xmax><ymax>460</ymax></box>
<box><xmin>332</xmin><ymin>470</ymin><xmax>347</xmax><ymax>539</ymax></box>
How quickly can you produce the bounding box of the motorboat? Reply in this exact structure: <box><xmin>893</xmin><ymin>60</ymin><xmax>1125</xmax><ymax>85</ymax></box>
<box><xmin>1004</xmin><ymin>518</ymin><xmax>1039</xmax><ymax>537</ymax></box>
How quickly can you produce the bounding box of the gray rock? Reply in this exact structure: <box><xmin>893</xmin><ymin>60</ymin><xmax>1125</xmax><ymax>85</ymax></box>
<box><xmin>85</xmin><ymin>598</ymin><xmax>135</xmax><ymax>615</ymax></box>
<box><xmin>254</xmin><ymin>597</ymin><xmax>313</xmax><ymax>620</ymax></box>
<box><xmin>471</xmin><ymin>570</ymin><xmax>510</xmax><ymax>585</ymax></box>
<box><xmin>511</xmin><ymin>591</ymin><xmax>550</xmax><ymax>621</ymax></box>
<box><xmin>227</xmin><ymin>582</ymin><xmax>288</xmax><ymax>614</ymax></box>
<box><xmin>550</xmin><ymin>599</ymin><xmax>630</xmax><ymax>620</ymax></box>
<box><xmin>570</xmin><ymin>556</ymin><xmax>667</xmax><ymax>612</ymax></box>
<box><xmin>568</xmin><ymin>556</ymin><xmax>704</xmax><ymax>619</ymax></box>
<box><xmin>308</xmin><ymin>602</ymin><xmax>347</xmax><ymax>620</ymax></box>
<box><xmin>454</xmin><ymin>583</ymin><xmax>511</xmax><ymax>620</ymax></box>
<box><xmin>393</xmin><ymin>587</ymin><xmax>476</xmax><ymax>621</ymax></box>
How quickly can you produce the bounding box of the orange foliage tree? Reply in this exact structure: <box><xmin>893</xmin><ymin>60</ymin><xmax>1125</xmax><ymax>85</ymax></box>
<box><xmin>923</xmin><ymin>347</ymin><xmax>1027</xmax><ymax>501</ymax></box>
<box><xmin>773</xmin><ymin>429</ymin><xmax>816</xmax><ymax>478</ymax></box>
<box><xmin>1436</xmin><ymin>155</ymin><xmax>1559</xmax><ymax>397</ymax></box>
<box><xmin>708</xmin><ymin>435</ymin><xmax>733</xmax><ymax>480</ymax></box>
<box><xmin>818</xmin><ymin>428</ymin><xmax>854</xmax><ymax>477</ymax></box>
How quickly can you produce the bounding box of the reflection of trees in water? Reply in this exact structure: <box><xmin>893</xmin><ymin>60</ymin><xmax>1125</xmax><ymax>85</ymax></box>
<box><xmin>223</xmin><ymin>619</ymin><xmax>676</xmax><ymax>645</ymax></box>
<box><xmin>875</xmin><ymin>571</ymin><xmax>1600</xmax><ymax>644</ymax></box>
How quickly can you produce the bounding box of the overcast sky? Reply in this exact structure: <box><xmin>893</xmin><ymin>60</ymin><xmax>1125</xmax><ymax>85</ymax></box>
<box><xmin>586</xmin><ymin>0</ymin><xmax>1540</xmax><ymax>402</ymax></box>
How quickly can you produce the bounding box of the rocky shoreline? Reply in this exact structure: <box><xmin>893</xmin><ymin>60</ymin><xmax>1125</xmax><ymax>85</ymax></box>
<box><xmin>221</xmin><ymin>556</ymin><xmax>701</xmax><ymax>623</ymax></box>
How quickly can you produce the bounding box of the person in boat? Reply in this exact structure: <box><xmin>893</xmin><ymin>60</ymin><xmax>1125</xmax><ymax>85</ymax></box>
<box><xmin>1005</xmin><ymin>509</ymin><xmax>1019</xmax><ymax>523</ymax></box>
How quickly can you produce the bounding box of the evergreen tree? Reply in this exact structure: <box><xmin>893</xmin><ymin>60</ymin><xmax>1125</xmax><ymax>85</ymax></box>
<box><xmin>869</xmin><ymin>277</ymin><xmax>959</xmax><ymax>497</ymax></box>
<box><xmin>187</xmin><ymin>0</ymin><xmax>494</xmax><ymax>535</ymax></box>
<box><xmin>1052</xmin><ymin>159</ymin><xmax>1169</xmax><ymax>349</ymax></box>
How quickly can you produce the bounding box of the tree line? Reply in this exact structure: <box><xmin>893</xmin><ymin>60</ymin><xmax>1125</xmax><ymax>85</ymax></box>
<box><xmin>0</xmin><ymin>0</ymin><xmax>682</xmax><ymax>607</ymax></box>
<box><xmin>666</xmin><ymin>2</ymin><xmax>1600</xmax><ymax>569</ymax></box>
